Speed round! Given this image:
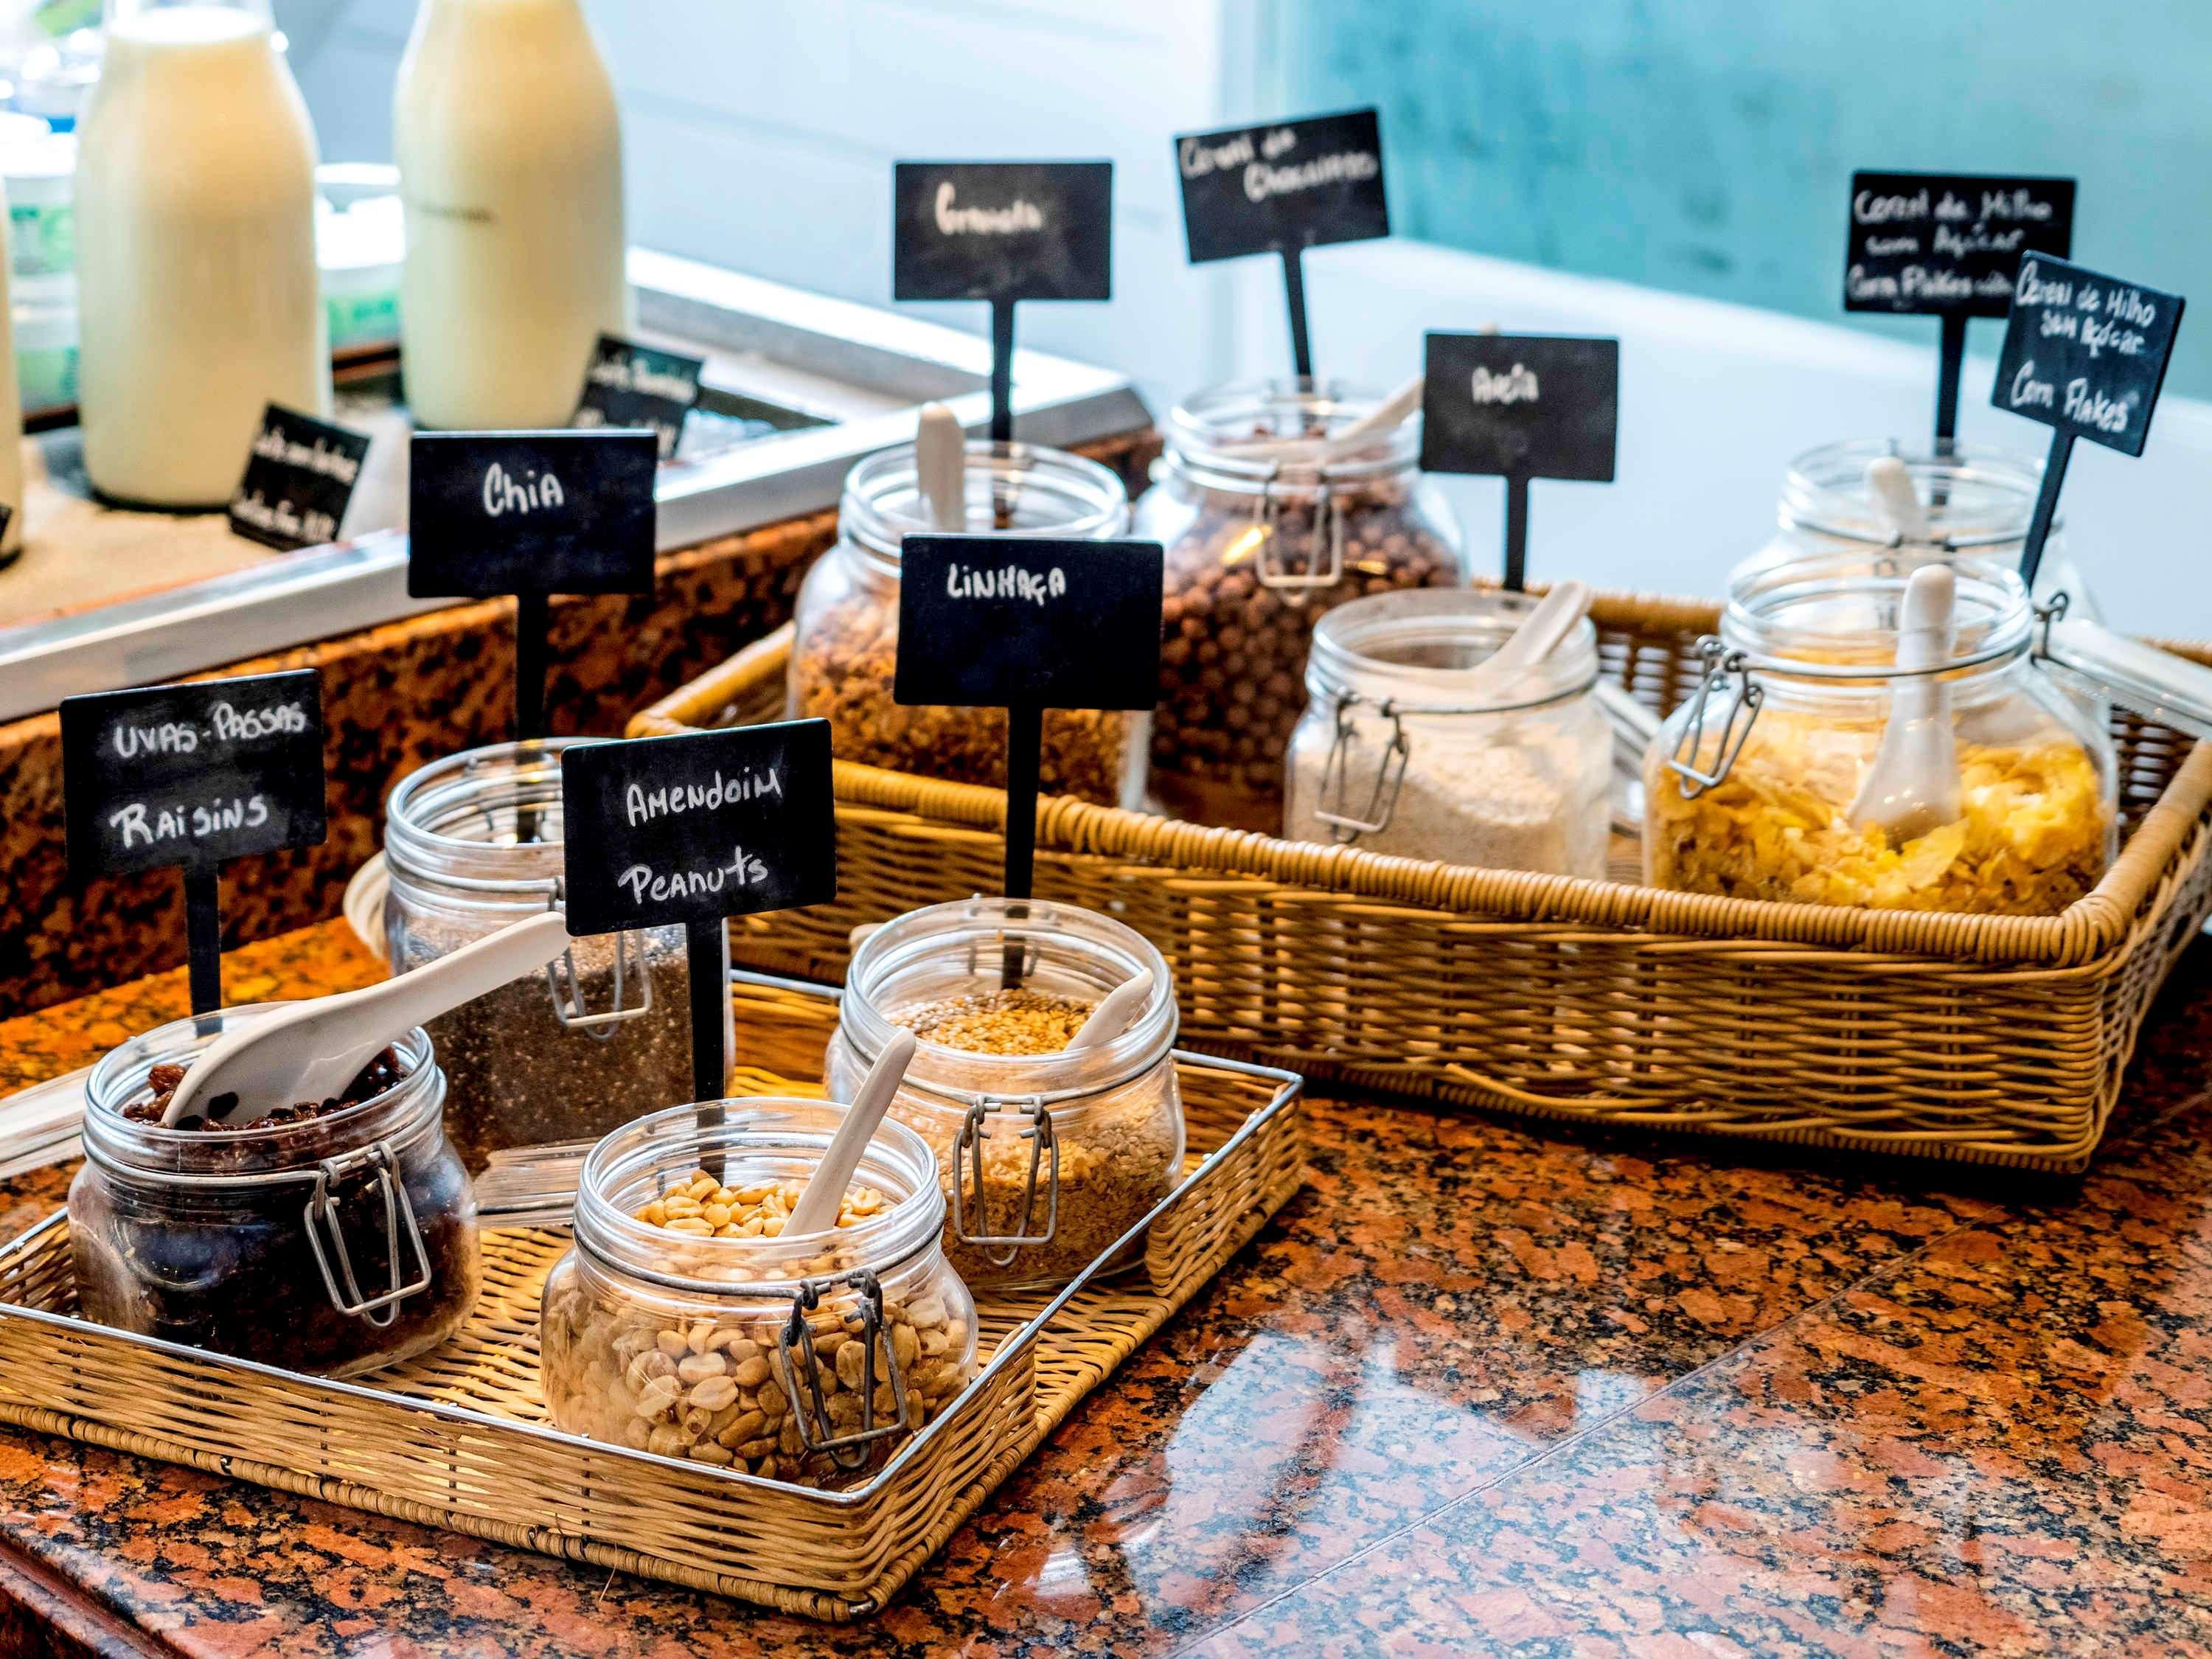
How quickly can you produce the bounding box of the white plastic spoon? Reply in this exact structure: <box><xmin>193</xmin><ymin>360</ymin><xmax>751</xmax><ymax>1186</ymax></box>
<box><xmin>1456</xmin><ymin>580</ymin><xmax>1595</xmax><ymax>703</ymax></box>
<box><xmin>157</xmin><ymin>912</ymin><xmax>574</xmax><ymax>1127</ymax></box>
<box><xmin>784</xmin><ymin>1029</ymin><xmax>918</xmax><ymax>1237</ymax></box>
<box><xmin>1221</xmin><ymin>374</ymin><xmax>1425</xmax><ymax>465</ymax></box>
<box><xmin>1066</xmin><ymin>970</ymin><xmax>1154</xmax><ymax>1051</ymax></box>
<box><xmin>1848</xmin><ymin>563</ymin><xmax>1962</xmax><ymax>843</ymax></box>
<box><xmin>916</xmin><ymin>402</ymin><xmax>966</xmax><ymax>531</ymax></box>
<box><xmin>1866</xmin><ymin>456</ymin><xmax>1929</xmax><ymax>544</ymax></box>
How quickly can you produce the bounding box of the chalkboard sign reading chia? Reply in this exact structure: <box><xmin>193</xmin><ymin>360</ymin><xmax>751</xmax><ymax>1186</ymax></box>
<box><xmin>1843</xmin><ymin>170</ymin><xmax>2076</xmax><ymax>442</ymax></box>
<box><xmin>60</xmin><ymin>669</ymin><xmax>327</xmax><ymax>1015</ymax></box>
<box><xmin>560</xmin><ymin>720</ymin><xmax>837</xmax><ymax>1103</ymax></box>
<box><xmin>1420</xmin><ymin>333</ymin><xmax>1619</xmax><ymax>591</ymax></box>
<box><xmin>1175</xmin><ymin>107</ymin><xmax>1385</xmax><ymax>378</ymax></box>
<box><xmin>408</xmin><ymin>428</ymin><xmax>659</xmax><ymax>740</ymax></box>
<box><xmin>228</xmin><ymin>403</ymin><xmax>371</xmax><ymax>552</ymax></box>
<box><xmin>1991</xmin><ymin>254</ymin><xmax>2186</xmax><ymax>584</ymax></box>
<box><xmin>573</xmin><ymin>333</ymin><xmax>705</xmax><ymax>461</ymax></box>
<box><xmin>891</xmin><ymin>160</ymin><xmax>1113</xmax><ymax>444</ymax></box>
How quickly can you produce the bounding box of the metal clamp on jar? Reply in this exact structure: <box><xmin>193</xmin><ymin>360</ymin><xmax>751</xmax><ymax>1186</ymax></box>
<box><xmin>1284</xmin><ymin>588</ymin><xmax>1614</xmax><ymax>875</ymax></box>
<box><xmin>538</xmin><ymin>1100</ymin><xmax>979</xmax><ymax>1487</ymax></box>
<box><xmin>69</xmin><ymin>1009</ymin><xmax>480</xmax><ymax>1378</ymax></box>
<box><xmin>828</xmin><ymin>897</ymin><xmax>1184</xmax><ymax>1293</ymax></box>
<box><xmin>383</xmin><ymin>739</ymin><xmax>714</xmax><ymax>1170</ymax></box>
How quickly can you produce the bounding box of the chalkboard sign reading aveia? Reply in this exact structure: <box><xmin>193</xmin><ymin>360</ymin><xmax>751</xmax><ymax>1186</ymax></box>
<box><xmin>892</xmin><ymin>160</ymin><xmax>1113</xmax><ymax>444</ymax></box>
<box><xmin>1174</xmin><ymin>107</ymin><xmax>1386</xmax><ymax>378</ymax></box>
<box><xmin>560</xmin><ymin>720</ymin><xmax>837</xmax><ymax>1104</ymax></box>
<box><xmin>408</xmin><ymin>429</ymin><xmax>659</xmax><ymax>741</ymax></box>
<box><xmin>228</xmin><ymin>403</ymin><xmax>372</xmax><ymax>552</ymax></box>
<box><xmin>1992</xmin><ymin>254</ymin><xmax>2185</xmax><ymax>585</ymax></box>
<box><xmin>573</xmin><ymin>333</ymin><xmax>705</xmax><ymax>461</ymax></box>
<box><xmin>1420</xmin><ymin>333</ymin><xmax>1619</xmax><ymax>591</ymax></box>
<box><xmin>1843</xmin><ymin>171</ymin><xmax>2076</xmax><ymax>442</ymax></box>
<box><xmin>60</xmin><ymin>669</ymin><xmax>327</xmax><ymax>1015</ymax></box>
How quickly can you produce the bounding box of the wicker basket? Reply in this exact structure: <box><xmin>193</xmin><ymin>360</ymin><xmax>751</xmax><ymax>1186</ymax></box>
<box><xmin>632</xmin><ymin>595</ymin><xmax>2212</xmax><ymax>1175</ymax></box>
<box><xmin>0</xmin><ymin>978</ymin><xmax>1305</xmax><ymax>1620</ymax></box>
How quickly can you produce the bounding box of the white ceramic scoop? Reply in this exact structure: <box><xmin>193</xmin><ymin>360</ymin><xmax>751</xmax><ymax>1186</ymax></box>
<box><xmin>784</xmin><ymin>1029</ymin><xmax>918</xmax><ymax>1237</ymax></box>
<box><xmin>1848</xmin><ymin>563</ymin><xmax>1962</xmax><ymax>843</ymax></box>
<box><xmin>156</xmin><ymin>912</ymin><xmax>574</xmax><ymax>1127</ymax></box>
<box><xmin>1066</xmin><ymin>970</ymin><xmax>1154</xmax><ymax>1051</ymax></box>
<box><xmin>1866</xmin><ymin>456</ymin><xmax>1928</xmax><ymax>543</ymax></box>
<box><xmin>916</xmin><ymin>402</ymin><xmax>967</xmax><ymax>531</ymax></box>
<box><xmin>1221</xmin><ymin>374</ymin><xmax>1425</xmax><ymax>465</ymax></box>
<box><xmin>1456</xmin><ymin>580</ymin><xmax>1594</xmax><ymax>703</ymax></box>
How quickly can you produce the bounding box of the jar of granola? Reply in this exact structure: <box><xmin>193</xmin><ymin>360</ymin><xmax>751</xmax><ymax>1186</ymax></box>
<box><xmin>787</xmin><ymin>439</ymin><xmax>1141</xmax><ymax>807</ymax></box>
<box><xmin>69</xmin><ymin>1008</ymin><xmax>479</xmax><ymax>1379</ymax></box>
<box><xmin>539</xmin><ymin>1099</ymin><xmax>979</xmax><ymax>1489</ymax></box>
<box><xmin>826</xmin><ymin>897</ymin><xmax>1183</xmax><ymax>1293</ymax></box>
<box><xmin>1133</xmin><ymin>377</ymin><xmax>1465</xmax><ymax>832</ymax></box>
<box><xmin>1645</xmin><ymin>552</ymin><xmax>2116</xmax><ymax>914</ymax></box>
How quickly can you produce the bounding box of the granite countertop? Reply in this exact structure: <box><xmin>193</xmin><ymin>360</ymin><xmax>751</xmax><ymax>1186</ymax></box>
<box><xmin>0</xmin><ymin>922</ymin><xmax>2205</xmax><ymax>1658</ymax></box>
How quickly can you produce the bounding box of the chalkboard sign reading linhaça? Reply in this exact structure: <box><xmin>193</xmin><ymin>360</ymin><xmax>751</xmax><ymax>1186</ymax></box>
<box><xmin>407</xmin><ymin>429</ymin><xmax>659</xmax><ymax>599</ymax></box>
<box><xmin>228</xmin><ymin>403</ymin><xmax>371</xmax><ymax>552</ymax></box>
<box><xmin>1993</xmin><ymin>255</ymin><xmax>2185</xmax><ymax>459</ymax></box>
<box><xmin>1176</xmin><ymin>107</ymin><xmax>1386</xmax><ymax>265</ymax></box>
<box><xmin>892</xmin><ymin>161</ymin><xmax>1113</xmax><ymax>304</ymax></box>
<box><xmin>1844</xmin><ymin>173</ymin><xmax>2075</xmax><ymax>319</ymax></box>
<box><xmin>574</xmin><ymin>333</ymin><xmax>704</xmax><ymax>461</ymax></box>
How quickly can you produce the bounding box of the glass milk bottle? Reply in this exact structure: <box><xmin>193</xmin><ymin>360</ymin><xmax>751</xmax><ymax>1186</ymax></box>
<box><xmin>0</xmin><ymin>178</ymin><xmax>21</xmax><ymax>565</ymax></box>
<box><xmin>74</xmin><ymin>0</ymin><xmax>328</xmax><ymax>508</ymax></box>
<box><xmin>394</xmin><ymin>0</ymin><xmax>627</xmax><ymax>431</ymax></box>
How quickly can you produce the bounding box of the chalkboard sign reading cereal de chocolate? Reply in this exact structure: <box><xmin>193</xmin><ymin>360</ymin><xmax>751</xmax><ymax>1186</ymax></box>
<box><xmin>228</xmin><ymin>403</ymin><xmax>371</xmax><ymax>552</ymax></box>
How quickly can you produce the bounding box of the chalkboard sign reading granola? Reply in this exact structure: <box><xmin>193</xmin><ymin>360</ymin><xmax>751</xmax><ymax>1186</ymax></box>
<box><xmin>1175</xmin><ymin>107</ymin><xmax>1386</xmax><ymax>265</ymax></box>
<box><xmin>228</xmin><ymin>403</ymin><xmax>371</xmax><ymax>552</ymax></box>
<box><xmin>1421</xmin><ymin>333</ymin><xmax>1620</xmax><ymax>591</ymax></box>
<box><xmin>407</xmin><ymin>430</ymin><xmax>659</xmax><ymax>598</ymax></box>
<box><xmin>558</xmin><ymin>721</ymin><xmax>838</xmax><ymax>939</ymax></box>
<box><xmin>60</xmin><ymin>670</ymin><xmax>327</xmax><ymax>879</ymax></box>
<box><xmin>1993</xmin><ymin>255</ymin><xmax>2185</xmax><ymax>459</ymax></box>
<box><xmin>574</xmin><ymin>333</ymin><xmax>704</xmax><ymax>461</ymax></box>
<box><xmin>894</xmin><ymin>535</ymin><xmax>1164</xmax><ymax>712</ymax></box>
<box><xmin>892</xmin><ymin>161</ymin><xmax>1113</xmax><ymax>303</ymax></box>
<box><xmin>1844</xmin><ymin>173</ymin><xmax>2075</xmax><ymax>318</ymax></box>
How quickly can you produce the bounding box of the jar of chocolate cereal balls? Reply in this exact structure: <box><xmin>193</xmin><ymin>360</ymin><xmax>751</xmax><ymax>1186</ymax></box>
<box><xmin>539</xmin><ymin>1099</ymin><xmax>979</xmax><ymax>1489</ymax></box>
<box><xmin>1133</xmin><ymin>378</ymin><xmax>1465</xmax><ymax>832</ymax></box>
<box><xmin>787</xmin><ymin>439</ymin><xmax>1142</xmax><ymax>807</ymax></box>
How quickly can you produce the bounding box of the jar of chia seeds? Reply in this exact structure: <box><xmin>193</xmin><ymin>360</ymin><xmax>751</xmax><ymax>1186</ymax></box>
<box><xmin>383</xmin><ymin>738</ymin><xmax>718</xmax><ymax>1170</ymax></box>
<box><xmin>825</xmin><ymin>897</ymin><xmax>1183</xmax><ymax>1294</ymax></box>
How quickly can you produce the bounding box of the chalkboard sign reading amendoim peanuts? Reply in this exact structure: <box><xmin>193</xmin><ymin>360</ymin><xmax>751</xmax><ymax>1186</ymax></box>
<box><xmin>408</xmin><ymin>429</ymin><xmax>659</xmax><ymax>597</ymax></box>
<box><xmin>1845</xmin><ymin>172</ymin><xmax>2075</xmax><ymax>319</ymax></box>
<box><xmin>59</xmin><ymin>669</ymin><xmax>327</xmax><ymax>878</ymax></box>
<box><xmin>1992</xmin><ymin>255</ymin><xmax>2186</xmax><ymax>458</ymax></box>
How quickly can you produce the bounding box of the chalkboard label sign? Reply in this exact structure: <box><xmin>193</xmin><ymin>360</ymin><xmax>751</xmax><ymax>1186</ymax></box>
<box><xmin>558</xmin><ymin>720</ymin><xmax>838</xmax><ymax>937</ymax></box>
<box><xmin>893</xmin><ymin>161</ymin><xmax>1113</xmax><ymax>302</ymax></box>
<box><xmin>228</xmin><ymin>403</ymin><xmax>371</xmax><ymax>552</ymax></box>
<box><xmin>1175</xmin><ymin>107</ymin><xmax>1386</xmax><ymax>264</ymax></box>
<box><xmin>574</xmin><ymin>333</ymin><xmax>705</xmax><ymax>461</ymax></box>
<box><xmin>1844</xmin><ymin>172</ymin><xmax>2075</xmax><ymax>319</ymax></box>
<box><xmin>1992</xmin><ymin>255</ymin><xmax>2185</xmax><ymax>457</ymax></box>
<box><xmin>1420</xmin><ymin>333</ymin><xmax>1619</xmax><ymax>481</ymax></box>
<box><xmin>60</xmin><ymin>669</ymin><xmax>327</xmax><ymax>878</ymax></box>
<box><xmin>894</xmin><ymin>535</ymin><xmax>1164</xmax><ymax>712</ymax></box>
<box><xmin>408</xmin><ymin>430</ymin><xmax>658</xmax><ymax>597</ymax></box>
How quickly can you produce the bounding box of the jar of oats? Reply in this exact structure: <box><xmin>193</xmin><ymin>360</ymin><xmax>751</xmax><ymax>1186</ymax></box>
<box><xmin>539</xmin><ymin>1099</ymin><xmax>978</xmax><ymax>1490</ymax></box>
<box><xmin>1133</xmin><ymin>377</ymin><xmax>1465</xmax><ymax>833</ymax></box>
<box><xmin>826</xmin><ymin>897</ymin><xmax>1183</xmax><ymax>1294</ymax></box>
<box><xmin>787</xmin><ymin>439</ymin><xmax>1142</xmax><ymax>807</ymax></box>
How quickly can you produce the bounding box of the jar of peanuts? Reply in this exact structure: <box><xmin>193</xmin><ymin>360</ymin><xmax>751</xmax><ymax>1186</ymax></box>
<box><xmin>787</xmin><ymin>438</ymin><xmax>1143</xmax><ymax>807</ymax></box>
<box><xmin>539</xmin><ymin>1099</ymin><xmax>979</xmax><ymax>1490</ymax></box>
<box><xmin>1133</xmin><ymin>377</ymin><xmax>1466</xmax><ymax>832</ymax></box>
<box><xmin>826</xmin><ymin>897</ymin><xmax>1184</xmax><ymax>1294</ymax></box>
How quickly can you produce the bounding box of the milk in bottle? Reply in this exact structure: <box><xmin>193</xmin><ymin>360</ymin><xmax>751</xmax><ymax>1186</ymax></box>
<box><xmin>0</xmin><ymin>175</ymin><xmax>24</xmax><ymax>563</ymax></box>
<box><xmin>74</xmin><ymin>0</ymin><xmax>327</xmax><ymax>509</ymax></box>
<box><xmin>394</xmin><ymin>0</ymin><xmax>628</xmax><ymax>431</ymax></box>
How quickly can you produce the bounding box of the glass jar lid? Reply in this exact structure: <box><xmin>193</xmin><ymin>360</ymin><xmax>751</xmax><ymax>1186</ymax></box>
<box><xmin>1779</xmin><ymin>437</ymin><xmax>2051</xmax><ymax>553</ymax></box>
<box><xmin>1308</xmin><ymin>588</ymin><xmax>1601</xmax><ymax>714</ymax></box>
<box><xmin>840</xmin><ymin>439</ymin><xmax>1130</xmax><ymax>565</ymax></box>
<box><xmin>1161</xmin><ymin>377</ymin><xmax>1421</xmax><ymax>496</ymax></box>
<box><xmin>383</xmin><ymin>737</ymin><xmax>602</xmax><ymax>899</ymax></box>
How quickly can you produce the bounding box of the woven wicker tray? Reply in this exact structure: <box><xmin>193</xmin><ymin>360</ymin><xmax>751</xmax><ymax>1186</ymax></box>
<box><xmin>0</xmin><ymin>978</ymin><xmax>1305</xmax><ymax>1620</ymax></box>
<box><xmin>631</xmin><ymin>594</ymin><xmax>2212</xmax><ymax>1175</ymax></box>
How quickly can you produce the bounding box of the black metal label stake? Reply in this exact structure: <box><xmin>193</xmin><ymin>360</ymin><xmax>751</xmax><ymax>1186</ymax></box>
<box><xmin>892</xmin><ymin>160</ymin><xmax>1113</xmax><ymax>442</ymax></box>
<box><xmin>408</xmin><ymin>429</ymin><xmax>659</xmax><ymax>742</ymax></box>
<box><xmin>560</xmin><ymin>720</ymin><xmax>838</xmax><ymax>1108</ymax></box>
<box><xmin>894</xmin><ymin>535</ymin><xmax>1164</xmax><ymax>982</ymax></box>
<box><xmin>59</xmin><ymin>669</ymin><xmax>328</xmax><ymax>1018</ymax></box>
<box><xmin>1174</xmin><ymin>107</ymin><xmax>1388</xmax><ymax>381</ymax></box>
<box><xmin>1991</xmin><ymin>254</ymin><xmax>2185</xmax><ymax>586</ymax></box>
<box><xmin>228</xmin><ymin>403</ymin><xmax>372</xmax><ymax>552</ymax></box>
<box><xmin>1419</xmin><ymin>333</ymin><xmax>1619</xmax><ymax>592</ymax></box>
<box><xmin>1843</xmin><ymin>171</ymin><xmax>2075</xmax><ymax>445</ymax></box>
<box><xmin>574</xmin><ymin>333</ymin><xmax>706</xmax><ymax>461</ymax></box>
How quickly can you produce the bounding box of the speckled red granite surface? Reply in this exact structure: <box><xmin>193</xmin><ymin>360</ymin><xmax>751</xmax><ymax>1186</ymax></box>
<box><xmin>0</xmin><ymin>922</ymin><xmax>2205</xmax><ymax>1657</ymax></box>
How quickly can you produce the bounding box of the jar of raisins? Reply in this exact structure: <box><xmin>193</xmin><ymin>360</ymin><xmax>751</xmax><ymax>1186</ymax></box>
<box><xmin>1133</xmin><ymin>378</ymin><xmax>1466</xmax><ymax>832</ymax></box>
